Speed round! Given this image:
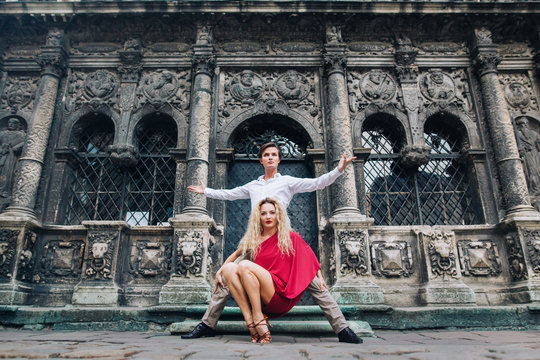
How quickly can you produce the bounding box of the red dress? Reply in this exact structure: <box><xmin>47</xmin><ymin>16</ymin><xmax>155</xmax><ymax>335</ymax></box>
<box><xmin>254</xmin><ymin>231</ymin><xmax>320</xmax><ymax>318</ymax></box>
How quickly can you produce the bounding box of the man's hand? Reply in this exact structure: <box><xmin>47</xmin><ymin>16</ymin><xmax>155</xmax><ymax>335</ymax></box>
<box><xmin>337</xmin><ymin>152</ymin><xmax>357</xmax><ymax>173</ymax></box>
<box><xmin>188</xmin><ymin>180</ymin><xmax>206</xmax><ymax>194</ymax></box>
<box><xmin>317</xmin><ymin>270</ymin><xmax>328</xmax><ymax>290</ymax></box>
<box><xmin>214</xmin><ymin>267</ymin><xmax>225</xmax><ymax>293</ymax></box>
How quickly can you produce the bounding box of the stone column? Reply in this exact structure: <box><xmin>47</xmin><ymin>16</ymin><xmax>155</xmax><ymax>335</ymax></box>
<box><xmin>1</xmin><ymin>29</ymin><xmax>67</xmax><ymax>220</ymax></box>
<box><xmin>160</xmin><ymin>23</ymin><xmax>216</xmax><ymax>306</ymax></box>
<box><xmin>323</xmin><ymin>25</ymin><xmax>382</xmax><ymax>304</ymax></box>
<box><xmin>471</xmin><ymin>28</ymin><xmax>538</xmax><ymax>220</ymax></box>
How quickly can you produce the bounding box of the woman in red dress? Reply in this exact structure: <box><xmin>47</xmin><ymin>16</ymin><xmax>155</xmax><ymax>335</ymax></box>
<box><xmin>217</xmin><ymin>197</ymin><xmax>322</xmax><ymax>344</ymax></box>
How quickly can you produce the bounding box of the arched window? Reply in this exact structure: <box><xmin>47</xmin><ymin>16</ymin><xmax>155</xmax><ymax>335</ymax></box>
<box><xmin>64</xmin><ymin>113</ymin><xmax>177</xmax><ymax>225</ymax></box>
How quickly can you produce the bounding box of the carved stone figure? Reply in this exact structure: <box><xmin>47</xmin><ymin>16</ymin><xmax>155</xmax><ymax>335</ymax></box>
<box><xmin>523</xmin><ymin>229</ymin><xmax>540</xmax><ymax>275</ymax></box>
<box><xmin>141</xmin><ymin>71</ymin><xmax>178</xmax><ymax>101</ymax></box>
<box><xmin>85</xmin><ymin>233</ymin><xmax>115</xmax><ymax>280</ymax></box>
<box><xmin>338</xmin><ymin>231</ymin><xmax>368</xmax><ymax>276</ymax></box>
<box><xmin>0</xmin><ymin>118</ymin><xmax>26</xmax><ymax>200</ymax></box>
<box><xmin>177</xmin><ymin>239</ymin><xmax>203</xmax><ymax>277</ymax></box>
<box><xmin>506</xmin><ymin>234</ymin><xmax>528</xmax><ymax>281</ymax></box>
<box><xmin>84</xmin><ymin>70</ymin><xmax>117</xmax><ymax>99</ymax></box>
<box><xmin>504</xmin><ymin>82</ymin><xmax>530</xmax><ymax>109</ymax></box>
<box><xmin>360</xmin><ymin>71</ymin><xmax>395</xmax><ymax>102</ymax></box>
<box><xmin>0</xmin><ymin>242</ymin><xmax>10</xmax><ymax>266</ymax></box>
<box><xmin>229</xmin><ymin>70</ymin><xmax>264</xmax><ymax>105</ymax></box>
<box><xmin>515</xmin><ymin>117</ymin><xmax>540</xmax><ymax>210</ymax></box>
<box><xmin>423</xmin><ymin>229</ymin><xmax>459</xmax><ymax>280</ymax></box>
<box><xmin>325</xmin><ymin>25</ymin><xmax>342</xmax><ymax>44</ymax></box>
<box><xmin>5</xmin><ymin>79</ymin><xmax>36</xmax><ymax>111</ymax></box>
<box><xmin>275</xmin><ymin>70</ymin><xmax>309</xmax><ymax>102</ymax></box>
<box><xmin>420</xmin><ymin>71</ymin><xmax>455</xmax><ymax>101</ymax></box>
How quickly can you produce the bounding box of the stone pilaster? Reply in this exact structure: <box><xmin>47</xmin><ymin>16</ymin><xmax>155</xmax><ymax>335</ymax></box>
<box><xmin>470</xmin><ymin>28</ymin><xmax>539</xmax><ymax>221</ymax></box>
<box><xmin>182</xmin><ymin>24</ymin><xmax>215</xmax><ymax>216</ymax></box>
<box><xmin>415</xmin><ymin>228</ymin><xmax>475</xmax><ymax>305</ymax></box>
<box><xmin>1</xmin><ymin>29</ymin><xmax>67</xmax><ymax>220</ymax></box>
<box><xmin>323</xmin><ymin>24</ymin><xmax>363</xmax><ymax>218</ymax></box>
<box><xmin>532</xmin><ymin>22</ymin><xmax>540</xmax><ymax>81</ymax></box>
<box><xmin>71</xmin><ymin>221</ymin><xmax>128</xmax><ymax>306</ymax></box>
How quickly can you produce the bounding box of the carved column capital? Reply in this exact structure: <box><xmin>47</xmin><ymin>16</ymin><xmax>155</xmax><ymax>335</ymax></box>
<box><xmin>323</xmin><ymin>53</ymin><xmax>347</xmax><ymax>76</ymax></box>
<box><xmin>192</xmin><ymin>54</ymin><xmax>216</xmax><ymax>77</ymax></box>
<box><xmin>470</xmin><ymin>27</ymin><xmax>501</xmax><ymax>77</ymax></box>
<box><xmin>36</xmin><ymin>29</ymin><xmax>67</xmax><ymax>79</ymax></box>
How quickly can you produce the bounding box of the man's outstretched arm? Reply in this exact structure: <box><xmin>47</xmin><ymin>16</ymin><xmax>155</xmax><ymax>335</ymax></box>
<box><xmin>188</xmin><ymin>180</ymin><xmax>251</xmax><ymax>201</ymax></box>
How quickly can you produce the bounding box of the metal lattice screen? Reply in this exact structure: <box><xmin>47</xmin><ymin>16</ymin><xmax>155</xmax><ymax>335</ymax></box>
<box><xmin>65</xmin><ymin>116</ymin><xmax>176</xmax><ymax>225</ymax></box>
<box><xmin>363</xmin><ymin>122</ymin><xmax>479</xmax><ymax>226</ymax></box>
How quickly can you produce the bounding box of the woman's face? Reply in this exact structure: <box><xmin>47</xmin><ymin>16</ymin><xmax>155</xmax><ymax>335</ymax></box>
<box><xmin>260</xmin><ymin>202</ymin><xmax>278</xmax><ymax>232</ymax></box>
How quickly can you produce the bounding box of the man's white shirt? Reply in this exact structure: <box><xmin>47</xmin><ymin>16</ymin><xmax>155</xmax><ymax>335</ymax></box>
<box><xmin>204</xmin><ymin>167</ymin><xmax>343</xmax><ymax>216</ymax></box>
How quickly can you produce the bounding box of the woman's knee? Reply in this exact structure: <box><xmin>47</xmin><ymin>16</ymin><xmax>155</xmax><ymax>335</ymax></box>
<box><xmin>221</xmin><ymin>262</ymin><xmax>238</xmax><ymax>278</ymax></box>
<box><xmin>237</xmin><ymin>260</ymin><xmax>255</xmax><ymax>274</ymax></box>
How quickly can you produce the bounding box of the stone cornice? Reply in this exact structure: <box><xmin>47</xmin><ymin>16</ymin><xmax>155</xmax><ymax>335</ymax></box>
<box><xmin>0</xmin><ymin>1</ymin><xmax>539</xmax><ymax>16</ymax></box>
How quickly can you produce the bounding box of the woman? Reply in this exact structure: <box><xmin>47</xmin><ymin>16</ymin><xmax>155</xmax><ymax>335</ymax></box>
<box><xmin>217</xmin><ymin>198</ymin><xmax>321</xmax><ymax>344</ymax></box>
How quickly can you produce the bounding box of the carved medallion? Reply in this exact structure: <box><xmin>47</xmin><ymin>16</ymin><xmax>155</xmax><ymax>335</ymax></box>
<box><xmin>175</xmin><ymin>230</ymin><xmax>203</xmax><ymax>277</ymax></box>
<box><xmin>85</xmin><ymin>232</ymin><xmax>116</xmax><ymax>280</ymax></box>
<box><xmin>360</xmin><ymin>71</ymin><xmax>396</xmax><ymax>103</ymax></box>
<box><xmin>523</xmin><ymin>229</ymin><xmax>540</xmax><ymax>275</ymax></box>
<box><xmin>83</xmin><ymin>70</ymin><xmax>118</xmax><ymax>100</ymax></box>
<box><xmin>420</xmin><ymin>71</ymin><xmax>455</xmax><ymax>102</ymax></box>
<box><xmin>228</xmin><ymin>70</ymin><xmax>265</xmax><ymax>106</ymax></box>
<box><xmin>371</xmin><ymin>241</ymin><xmax>414</xmax><ymax>277</ymax></box>
<box><xmin>274</xmin><ymin>70</ymin><xmax>310</xmax><ymax>103</ymax></box>
<box><xmin>338</xmin><ymin>230</ymin><xmax>368</xmax><ymax>276</ymax></box>
<box><xmin>0</xmin><ymin>229</ymin><xmax>19</xmax><ymax>279</ymax></box>
<box><xmin>457</xmin><ymin>240</ymin><xmax>502</xmax><ymax>276</ymax></box>
<box><xmin>503</xmin><ymin>82</ymin><xmax>530</xmax><ymax>109</ymax></box>
<box><xmin>130</xmin><ymin>240</ymin><xmax>171</xmax><ymax>278</ymax></box>
<box><xmin>141</xmin><ymin>70</ymin><xmax>179</xmax><ymax>101</ymax></box>
<box><xmin>506</xmin><ymin>234</ymin><xmax>528</xmax><ymax>281</ymax></box>
<box><xmin>3</xmin><ymin>77</ymin><xmax>37</xmax><ymax>112</ymax></box>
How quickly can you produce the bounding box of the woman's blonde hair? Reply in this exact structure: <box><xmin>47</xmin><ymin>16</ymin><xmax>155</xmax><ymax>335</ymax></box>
<box><xmin>239</xmin><ymin>198</ymin><xmax>293</xmax><ymax>258</ymax></box>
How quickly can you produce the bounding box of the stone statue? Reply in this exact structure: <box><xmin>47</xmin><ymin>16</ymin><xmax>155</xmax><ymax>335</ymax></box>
<box><xmin>0</xmin><ymin>118</ymin><xmax>26</xmax><ymax>199</ymax></box>
<box><xmin>516</xmin><ymin>116</ymin><xmax>540</xmax><ymax>210</ymax></box>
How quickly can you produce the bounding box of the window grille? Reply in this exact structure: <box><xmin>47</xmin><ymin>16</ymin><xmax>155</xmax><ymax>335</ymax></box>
<box><xmin>65</xmin><ymin>116</ymin><xmax>177</xmax><ymax>226</ymax></box>
<box><xmin>363</xmin><ymin>119</ymin><xmax>479</xmax><ymax>225</ymax></box>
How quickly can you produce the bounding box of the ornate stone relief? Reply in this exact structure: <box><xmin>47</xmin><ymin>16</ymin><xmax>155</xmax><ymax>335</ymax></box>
<box><xmin>418</xmin><ymin>69</ymin><xmax>474</xmax><ymax>115</ymax></box>
<box><xmin>498</xmin><ymin>43</ymin><xmax>534</xmax><ymax>59</ymax></box>
<box><xmin>417</xmin><ymin>42</ymin><xmax>468</xmax><ymax>56</ymax></box>
<box><xmin>338</xmin><ymin>230</ymin><xmax>368</xmax><ymax>276</ymax></box>
<box><xmin>347</xmin><ymin>70</ymin><xmax>398</xmax><ymax>113</ymax></box>
<box><xmin>522</xmin><ymin>229</ymin><xmax>540</xmax><ymax>276</ymax></box>
<box><xmin>371</xmin><ymin>241</ymin><xmax>414</xmax><ymax>277</ymax></box>
<box><xmin>457</xmin><ymin>240</ymin><xmax>502</xmax><ymax>277</ymax></box>
<box><xmin>499</xmin><ymin>73</ymin><xmax>538</xmax><ymax>114</ymax></box>
<box><xmin>515</xmin><ymin>116</ymin><xmax>540</xmax><ymax>211</ymax></box>
<box><xmin>0</xmin><ymin>229</ymin><xmax>19</xmax><ymax>279</ymax></box>
<box><xmin>347</xmin><ymin>42</ymin><xmax>393</xmax><ymax>55</ymax></box>
<box><xmin>506</xmin><ymin>234</ymin><xmax>528</xmax><ymax>281</ymax></box>
<box><xmin>84</xmin><ymin>232</ymin><xmax>116</xmax><ymax>280</ymax></box>
<box><xmin>17</xmin><ymin>230</ymin><xmax>36</xmax><ymax>282</ymax></box>
<box><xmin>65</xmin><ymin>70</ymin><xmax>119</xmax><ymax>113</ymax></box>
<box><xmin>129</xmin><ymin>240</ymin><xmax>171</xmax><ymax>279</ymax></box>
<box><xmin>0</xmin><ymin>117</ymin><xmax>26</xmax><ymax>208</ymax></box>
<box><xmin>2</xmin><ymin>77</ymin><xmax>38</xmax><ymax>113</ymax></box>
<box><xmin>135</xmin><ymin>70</ymin><xmax>190</xmax><ymax>113</ymax></box>
<box><xmin>35</xmin><ymin>240</ymin><xmax>85</xmax><ymax>283</ymax></box>
<box><xmin>422</xmin><ymin>229</ymin><xmax>459</xmax><ymax>280</ymax></box>
<box><xmin>175</xmin><ymin>230</ymin><xmax>204</xmax><ymax>277</ymax></box>
<box><xmin>219</xmin><ymin>69</ymin><xmax>320</xmax><ymax>127</ymax></box>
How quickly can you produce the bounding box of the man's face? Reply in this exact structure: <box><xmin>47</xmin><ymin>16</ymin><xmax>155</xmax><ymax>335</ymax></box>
<box><xmin>259</xmin><ymin>146</ymin><xmax>281</xmax><ymax>171</ymax></box>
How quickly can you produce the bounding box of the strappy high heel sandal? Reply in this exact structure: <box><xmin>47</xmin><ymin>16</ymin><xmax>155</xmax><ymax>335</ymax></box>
<box><xmin>247</xmin><ymin>322</ymin><xmax>259</xmax><ymax>343</ymax></box>
<box><xmin>254</xmin><ymin>315</ymin><xmax>272</xmax><ymax>344</ymax></box>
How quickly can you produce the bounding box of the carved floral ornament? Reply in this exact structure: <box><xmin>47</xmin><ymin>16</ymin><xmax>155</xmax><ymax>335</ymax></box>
<box><xmin>338</xmin><ymin>230</ymin><xmax>368</xmax><ymax>276</ymax></box>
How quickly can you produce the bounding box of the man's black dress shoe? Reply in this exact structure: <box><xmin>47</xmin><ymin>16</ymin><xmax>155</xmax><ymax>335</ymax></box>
<box><xmin>338</xmin><ymin>327</ymin><xmax>363</xmax><ymax>344</ymax></box>
<box><xmin>181</xmin><ymin>322</ymin><xmax>216</xmax><ymax>339</ymax></box>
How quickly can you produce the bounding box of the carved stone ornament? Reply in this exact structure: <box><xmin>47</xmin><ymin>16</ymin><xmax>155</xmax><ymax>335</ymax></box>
<box><xmin>394</xmin><ymin>34</ymin><xmax>417</xmax><ymax>67</ymax></box>
<box><xmin>65</xmin><ymin>71</ymin><xmax>119</xmax><ymax>113</ymax></box>
<box><xmin>420</xmin><ymin>71</ymin><xmax>455</xmax><ymax>102</ymax></box>
<box><xmin>523</xmin><ymin>229</ymin><xmax>540</xmax><ymax>275</ymax></box>
<box><xmin>371</xmin><ymin>241</ymin><xmax>414</xmax><ymax>277</ymax></box>
<box><xmin>36</xmin><ymin>240</ymin><xmax>85</xmax><ymax>283</ymax></box>
<box><xmin>274</xmin><ymin>70</ymin><xmax>310</xmax><ymax>103</ymax></box>
<box><xmin>506</xmin><ymin>234</ymin><xmax>528</xmax><ymax>281</ymax></box>
<box><xmin>192</xmin><ymin>55</ymin><xmax>216</xmax><ymax>76</ymax></box>
<box><xmin>0</xmin><ymin>229</ymin><xmax>19</xmax><ymax>279</ymax></box>
<box><xmin>457</xmin><ymin>240</ymin><xmax>502</xmax><ymax>277</ymax></box>
<box><xmin>228</xmin><ymin>70</ymin><xmax>265</xmax><ymax>106</ymax></box>
<box><xmin>423</xmin><ymin>229</ymin><xmax>459</xmax><ymax>280</ymax></box>
<box><xmin>499</xmin><ymin>73</ymin><xmax>538</xmax><ymax>113</ymax></box>
<box><xmin>3</xmin><ymin>77</ymin><xmax>38</xmax><ymax>112</ymax></box>
<box><xmin>175</xmin><ymin>230</ymin><xmax>204</xmax><ymax>277</ymax></box>
<box><xmin>338</xmin><ymin>230</ymin><xmax>368</xmax><ymax>276</ymax></box>
<box><xmin>108</xmin><ymin>144</ymin><xmax>139</xmax><ymax>168</ymax></box>
<box><xmin>84</xmin><ymin>70</ymin><xmax>118</xmax><ymax>100</ymax></box>
<box><xmin>136</xmin><ymin>70</ymin><xmax>191</xmax><ymax>113</ymax></box>
<box><xmin>360</xmin><ymin>70</ymin><xmax>396</xmax><ymax>103</ymax></box>
<box><xmin>130</xmin><ymin>240</ymin><xmax>171</xmax><ymax>278</ymax></box>
<box><xmin>17</xmin><ymin>230</ymin><xmax>37</xmax><ymax>282</ymax></box>
<box><xmin>473</xmin><ymin>52</ymin><xmax>501</xmax><ymax>77</ymax></box>
<box><xmin>399</xmin><ymin>145</ymin><xmax>431</xmax><ymax>168</ymax></box>
<box><xmin>504</xmin><ymin>82</ymin><xmax>530</xmax><ymax>109</ymax></box>
<box><xmin>85</xmin><ymin>232</ymin><xmax>116</xmax><ymax>280</ymax></box>
<box><xmin>418</xmin><ymin>42</ymin><xmax>467</xmax><ymax>56</ymax></box>
<box><xmin>323</xmin><ymin>54</ymin><xmax>347</xmax><ymax>75</ymax></box>
<box><xmin>474</xmin><ymin>28</ymin><xmax>493</xmax><ymax>46</ymax></box>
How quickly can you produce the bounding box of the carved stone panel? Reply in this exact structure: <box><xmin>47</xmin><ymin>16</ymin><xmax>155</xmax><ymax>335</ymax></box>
<box><xmin>338</xmin><ymin>230</ymin><xmax>369</xmax><ymax>277</ymax></box>
<box><xmin>371</xmin><ymin>241</ymin><xmax>414</xmax><ymax>277</ymax></box>
<box><xmin>347</xmin><ymin>70</ymin><xmax>397</xmax><ymax>113</ymax></box>
<box><xmin>174</xmin><ymin>230</ymin><xmax>204</xmax><ymax>278</ymax></box>
<box><xmin>506</xmin><ymin>234</ymin><xmax>528</xmax><ymax>281</ymax></box>
<box><xmin>65</xmin><ymin>70</ymin><xmax>119</xmax><ymax>113</ymax></box>
<box><xmin>522</xmin><ymin>229</ymin><xmax>540</xmax><ymax>276</ymax></box>
<box><xmin>1</xmin><ymin>77</ymin><xmax>38</xmax><ymax>113</ymax></box>
<box><xmin>421</xmin><ymin>229</ymin><xmax>459</xmax><ymax>280</ymax></box>
<box><xmin>84</xmin><ymin>232</ymin><xmax>116</xmax><ymax>281</ymax></box>
<box><xmin>17</xmin><ymin>230</ymin><xmax>37</xmax><ymax>282</ymax></box>
<box><xmin>135</xmin><ymin>70</ymin><xmax>191</xmax><ymax>113</ymax></box>
<box><xmin>457</xmin><ymin>240</ymin><xmax>502</xmax><ymax>277</ymax></box>
<box><xmin>129</xmin><ymin>240</ymin><xmax>171</xmax><ymax>280</ymax></box>
<box><xmin>35</xmin><ymin>240</ymin><xmax>85</xmax><ymax>283</ymax></box>
<box><xmin>500</xmin><ymin>73</ymin><xmax>538</xmax><ymax>114</ymax></box>
<box><xmin>418</xmin><ymin>69</ymin><xmax>474</xmax><ymax>115</ymax></box>
<box><xmin>0</xmin><ymin>229</ymin><xmax>19</xmax><ymax>280</ymax></box>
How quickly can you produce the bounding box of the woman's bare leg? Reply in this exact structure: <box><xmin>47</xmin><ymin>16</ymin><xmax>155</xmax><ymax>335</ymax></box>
<box><xmin>220</xmin><ymin>263</ymin><xmax>254</xmax><ymax>326</ymax></box>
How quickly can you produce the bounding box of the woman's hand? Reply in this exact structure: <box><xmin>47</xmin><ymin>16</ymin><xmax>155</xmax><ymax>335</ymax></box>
<box><xmin>337</xmin><ymin>152</ymin><xmax>357</xmax><ymax>173</ymax></box>
<box><xmin>317</xmin><ymin>270</ymin><xmax>328</xmax><ymax>290</ymax></box>
<box><xmin>214</xmin><ymin>267</ymin><xmax>225</xmax><ymax>293</ymax></box>
<box><xmin>188</xmin><ymin>180</ymin><xmax>206</xmax><ymax>194</ymax></box>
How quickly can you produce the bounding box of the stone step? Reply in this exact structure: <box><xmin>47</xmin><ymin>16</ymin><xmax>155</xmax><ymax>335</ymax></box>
<box><xmin>169</xmin><ymin>319</ymin><xmax>374</xmax><ymax>337</ymax></box>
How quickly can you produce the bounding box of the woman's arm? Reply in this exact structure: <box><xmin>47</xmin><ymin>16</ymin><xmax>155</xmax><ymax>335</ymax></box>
<box><xmin>214</xmin><ymin>248</ymin><xmax>242</xmax><ymax>293</ymax></box>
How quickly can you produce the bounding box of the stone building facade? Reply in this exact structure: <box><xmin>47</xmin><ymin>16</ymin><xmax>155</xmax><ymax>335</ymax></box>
<box><xmin>0</xmin><ymin>1</ymin><xmax>540</xmax><ymax>316</ymax></box>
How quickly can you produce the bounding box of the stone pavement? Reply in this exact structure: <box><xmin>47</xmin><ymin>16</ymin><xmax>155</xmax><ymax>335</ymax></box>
<box><xmin>0</xmin><ymin>329</ymin><xmax>539</xmax><ymax>359</ymax></box>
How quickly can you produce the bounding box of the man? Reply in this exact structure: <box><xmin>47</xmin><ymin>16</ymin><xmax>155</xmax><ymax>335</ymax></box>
<box><xmin>184</xmin><ymin>142</ymin><xmax>361</xmax><ymax>344</ymax></box>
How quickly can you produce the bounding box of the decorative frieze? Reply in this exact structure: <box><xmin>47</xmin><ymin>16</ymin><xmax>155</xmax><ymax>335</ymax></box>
<box><xmin>457</xmin><ymin>240</ymin><xmax>502</xmax><ymax>277</ymax></box>
<box><xmin>0</xmin><ymin>229</ymin><xmax>19</xmax><ymax>280</ymax></box>
<box><xmin>84</xmin><ymin>232</ymin><xmax>116</xmax><ymax>280</ymax></box>
<box><xmin>338</xmin><ymin>230</ymin><xmax>369</xmax><ymax>277</ymax></box>
<box><xmin>130</xmin><ymin>240</ymin><xmax>171</xmax><ymax>279</ymax></box>
<box><xmin>371</xmin><ymin>241</ymin><xmax>414</xmax><ymax>278</ymax></box>
<box><xmin>35</xmin><ymin>240</ymin><xmax>85</xmax><ymax>282</ymax></box>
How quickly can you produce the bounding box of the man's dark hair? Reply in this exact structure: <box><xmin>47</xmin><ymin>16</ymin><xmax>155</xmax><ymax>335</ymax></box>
<box><xmin>258</xmin><ymin>142</ymin><xmax>283</xmax><ymax>159</ymax></box>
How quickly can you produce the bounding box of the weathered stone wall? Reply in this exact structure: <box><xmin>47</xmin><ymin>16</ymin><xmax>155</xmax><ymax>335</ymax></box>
<box><xmin>0</xmin><ymin>4</ymin><xmax>539</xmax><ymax>309</ymax></box>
